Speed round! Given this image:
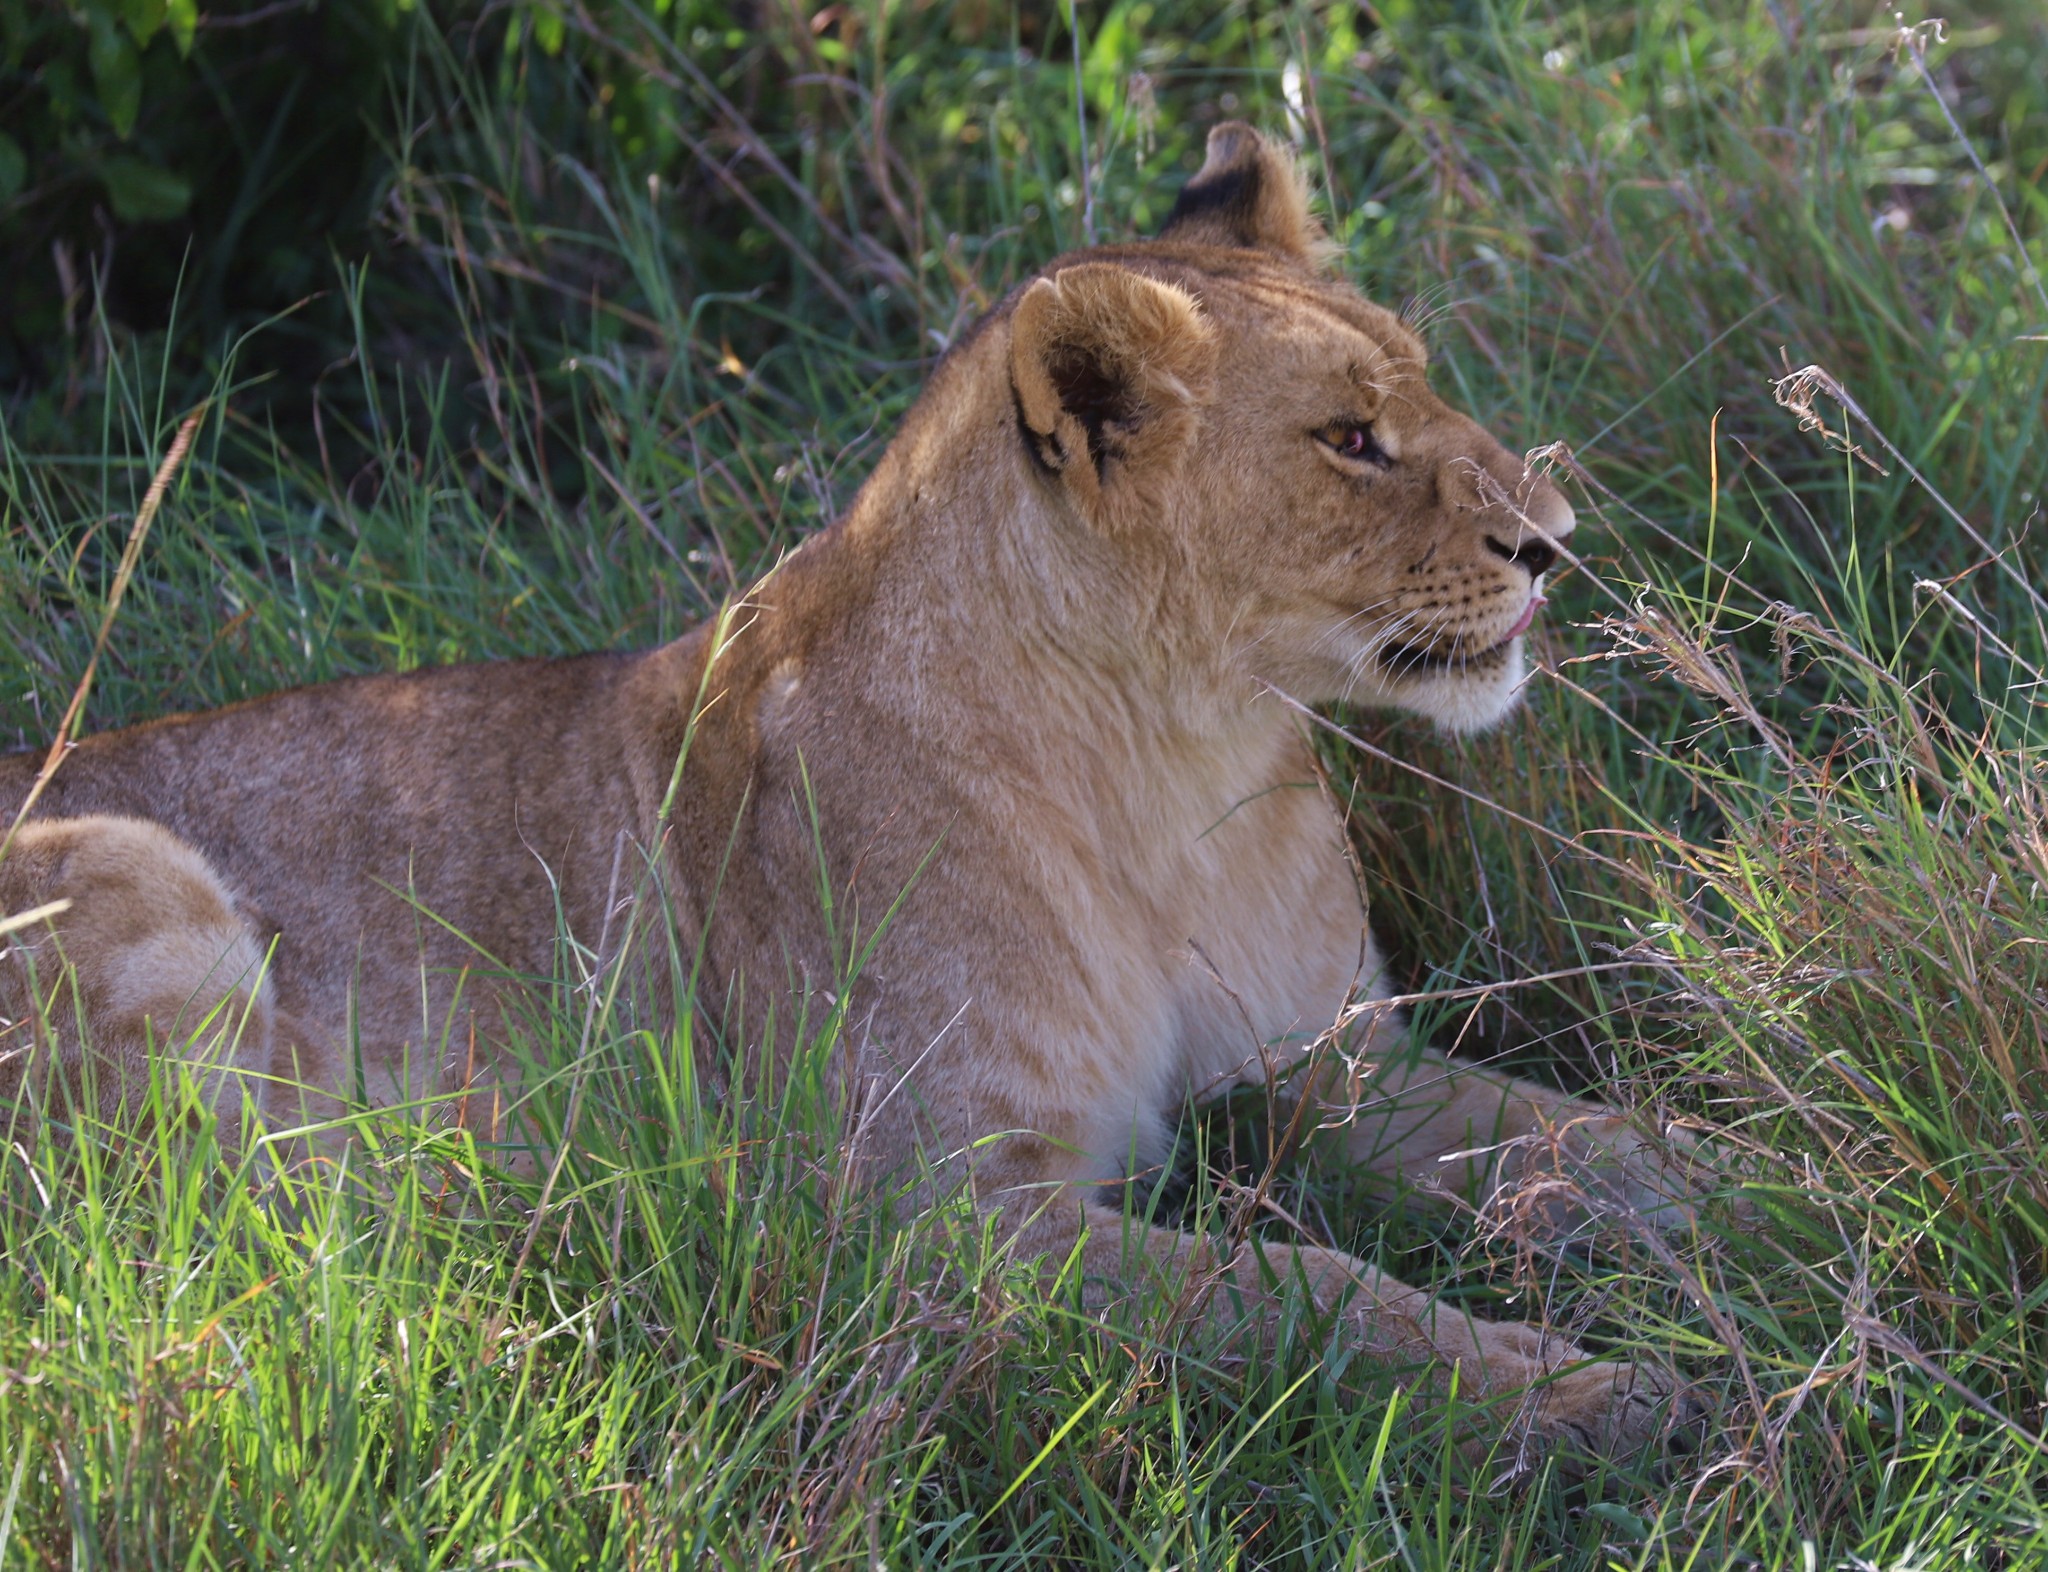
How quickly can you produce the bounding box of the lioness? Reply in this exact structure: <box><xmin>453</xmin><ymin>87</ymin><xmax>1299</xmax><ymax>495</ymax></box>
<box><xmin>2</xmin><ymin>127</ymin><xmax>1706</xmax><ymax>1470</ymax></box>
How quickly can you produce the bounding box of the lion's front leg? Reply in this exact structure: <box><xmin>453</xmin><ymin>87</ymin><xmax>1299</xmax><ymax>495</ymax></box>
<box><xmin>998</xmin><ymin>1185</ymin><xmax>1697</xmax><ymax>1478</ymax></box>
<box><xmin>1302</xmin><ymin>1012</ymin><xmax>1725</xmax><ymax>1235</ymax></box>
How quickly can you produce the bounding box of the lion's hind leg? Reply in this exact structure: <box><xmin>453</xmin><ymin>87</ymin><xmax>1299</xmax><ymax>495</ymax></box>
<box><xmin>1</xmin><ymin>815</ymin><xmax>276</xmax><ymax>1147</ymax></box>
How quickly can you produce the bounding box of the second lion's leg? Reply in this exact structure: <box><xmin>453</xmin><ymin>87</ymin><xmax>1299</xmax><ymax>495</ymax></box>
<box><xmin>996</xmin><ymin>1178</ymin><xmax>1689</xmax><ymax>1477</ymax></box>
<box><xmin>0</xmin><ymin>815</ymin><xmax>277</xmax><ymax>1149</ymax></box>
<box><xmin>1298</xmin><ymin>1003</ymin><xmax>1717</xmax><ymax>1232</ymax></box>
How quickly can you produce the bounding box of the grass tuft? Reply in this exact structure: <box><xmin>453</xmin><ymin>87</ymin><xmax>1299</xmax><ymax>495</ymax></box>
<box><xmin>5</xmin><ymin>2</ymin><xmax>2048</xmax><ymax>1565</ymax></box>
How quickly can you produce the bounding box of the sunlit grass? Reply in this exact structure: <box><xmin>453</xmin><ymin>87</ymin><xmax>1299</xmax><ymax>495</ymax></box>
<box><xmin>4</xmin><ymin>1</ymin><xmax>2047</xmax><ymax>1565</ymax></box>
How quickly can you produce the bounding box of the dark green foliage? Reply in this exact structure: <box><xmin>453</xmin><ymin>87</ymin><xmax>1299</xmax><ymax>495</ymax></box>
<box><xmin>0</xmin><ymin>0</ymin><xmax>772</xmax><ymax>391</ymax></box>
<box><xmin>4</xmin><ymin>2</ymin><xmax>2048</xmax><ymax>1565</ymax></box>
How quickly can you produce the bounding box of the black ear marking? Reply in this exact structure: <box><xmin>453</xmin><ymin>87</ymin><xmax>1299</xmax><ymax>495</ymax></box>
<box><xmin>1044</xmin><ymin>349</ymin><xmax>1137</xmax><ymax>483</ymax></box>
<box><xmin>1007</xmin><ymin>264</ymin><xmax>1216</xmax><ymax>529</ymax></box>
<box><xmin>1157</xmin><ymin>121</ymin><xmax>1320</xmax><ymax>258</ymax></box>
<box><xmin>1159</xmin><ymin>139</ymin><xmax>1265</xmax><ymax>244</ymax></box>
<box><xmin>1016</xmin><ymin>402</ymin><xmax>1068</xmax><ymax>475</ymax></box>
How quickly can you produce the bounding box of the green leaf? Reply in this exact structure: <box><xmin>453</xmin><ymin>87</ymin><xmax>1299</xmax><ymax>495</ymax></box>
<box><xmin>0</xmin><ymin>133</ymin><xmax>24</xmax><ymax>204</ymax></box>
<box><xmin>0</xmin><ymin>0</ymin><xmax>29</xmax><ymax>71</ymax></box>
<box><xmin>42</xmin><ymin>57</ymin><xmax>82</xmax><ymax>123</ymax></box>
<box><xmin>1587</xmin><ymin>1502</ymin><xmax>1653</xmax><ymax>1541</ymax></box>
<box><xmin>100</xmin><ymin>155</ymin><xmax>190</xmax><ymax>220</ymax></box>
<box><xmin>122</xmin><ymin>0</ymin><xmax>166</xmax><ymax>49</ymax></box>
<box><xmin>532</xmin><ymin>4</ymin><xmax>564</xmax><ymax>56</ymax></box>
<box><xmin>88</xmin><ymin>13</ymin><xmax>143</xmax><ymax>139</ymax></box>
<box><xmin>166</xmin><ymin>0</ymin><xmax>196</xmax><ymax>53</ymax></box>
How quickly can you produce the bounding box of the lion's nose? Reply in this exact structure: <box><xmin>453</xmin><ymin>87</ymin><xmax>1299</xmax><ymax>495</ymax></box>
<box><xmin>1484</xmin><ymin>478</ymin><xmax>1574</xmax><ymax>579</ymax></box>
<box><xmin>1485</xmin><ymin>531</ymin><xmax>1558</xmax><ymax>578</ymax></box>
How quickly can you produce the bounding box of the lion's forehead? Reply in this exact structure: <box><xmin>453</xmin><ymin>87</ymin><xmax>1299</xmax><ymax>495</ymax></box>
<box><xmin>1190</xmin><ymin>264</ymin><xmax>1419</xmax><ymax>344</ymax></box>
<box><xmin>1186</xmin><ymin>276</ymin><xmax>1431</xmax><ymax>395</ymax></box>
<box><xmin>1045</xmin><ymin>243</ymin><xmax>1432</xmax><ymax>385</ymax></box>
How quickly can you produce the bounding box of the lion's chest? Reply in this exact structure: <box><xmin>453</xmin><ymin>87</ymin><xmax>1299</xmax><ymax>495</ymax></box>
<box><xmin>1166</xmin><ymin>788</ymin><xmax>1374</xmax><ymax>1095</ymax></box>
<box><xmin>1063</xmin><ymin>775</ymin><xmax>1376</xmax><ymax>1171</ymax></box>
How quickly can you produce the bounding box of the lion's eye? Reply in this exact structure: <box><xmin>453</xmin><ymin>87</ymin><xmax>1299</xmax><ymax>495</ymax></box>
<box><xmin>1323</xmin><ymin>423</ymin><xmax>1392</xmax><ymax>469</ymax></box>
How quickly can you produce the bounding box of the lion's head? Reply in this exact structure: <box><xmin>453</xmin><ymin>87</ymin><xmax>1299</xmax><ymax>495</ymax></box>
<box><xmin>1001</xmin><ymin>123</ymin><xmax>1574</xmax><ymax>735</ymax></box>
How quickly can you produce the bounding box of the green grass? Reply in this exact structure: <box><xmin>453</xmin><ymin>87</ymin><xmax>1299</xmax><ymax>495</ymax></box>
<box><xmin>4</xmin><ymin>1</ymin><xmax>2048</xmax><ymax>1565</ymax></box>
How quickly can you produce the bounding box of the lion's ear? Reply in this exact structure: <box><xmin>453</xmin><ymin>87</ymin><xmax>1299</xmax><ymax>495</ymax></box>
<box><xmin>1009</xmin><ymin>263</ymin><xmax>1216</xmax><ymax>530</ymax></box>
<box><xmin>1157</xmin><ymin>122</ymin><xmax>1323</xmax><ymax>259</ymax></box>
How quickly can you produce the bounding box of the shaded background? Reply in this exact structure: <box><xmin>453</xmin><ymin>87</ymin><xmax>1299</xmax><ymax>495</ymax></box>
<box><xmin>5</xmin><ymin>4</ymin><xmax>2048</xmax><ymax>1564</ymax></box>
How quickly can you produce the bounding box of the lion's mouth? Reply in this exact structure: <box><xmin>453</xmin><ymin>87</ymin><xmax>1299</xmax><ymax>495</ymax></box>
<box><xmin>1377</xmin><ymin>595</ymin><xmax>1544</xmax><ymax>677</ymax></box>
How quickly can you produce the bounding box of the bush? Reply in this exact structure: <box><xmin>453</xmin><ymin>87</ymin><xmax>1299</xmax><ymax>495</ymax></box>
<box><xmin>1</xmin><ymin>0</ymin><xmax>416</xmax><ymax>380</ymax></box>
<box><xmin>6</xmin><ymin>3</ymin><xmax>2048</xmax><ymax>1564</ymax></box>
<box><xmin>0</xmin><ymin>0</ymin><xmax>780</xmax><ymax>393</ymax></box>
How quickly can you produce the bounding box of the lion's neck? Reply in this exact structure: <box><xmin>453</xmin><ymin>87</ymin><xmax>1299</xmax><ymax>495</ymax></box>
<box><xmin>809</xmin><ymin>426</ymin><xmax>1294</xmax><ymax>827</ymax></box>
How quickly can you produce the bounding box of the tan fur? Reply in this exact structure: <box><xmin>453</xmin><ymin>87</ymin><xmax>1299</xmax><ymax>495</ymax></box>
<box><xmin>0</xmin><ymin>125</ymin><xmax>1710</xmax><ymax>1473</ymax></box>
<box><xmin>1</xmin><ymin>815</ymin><xmax>275</xmax><ymax>1130</ymax></box>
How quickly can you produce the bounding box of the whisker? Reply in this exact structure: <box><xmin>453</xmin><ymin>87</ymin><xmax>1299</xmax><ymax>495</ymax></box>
<box><xmin>1310</xmin><ymin>594</ymin><xmax>1404</xmax><ymax>658</ymax></box>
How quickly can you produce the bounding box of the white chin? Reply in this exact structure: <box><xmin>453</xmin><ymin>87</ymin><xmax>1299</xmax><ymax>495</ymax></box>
<box><xmin>1394</xmin><ymin>639</ymin><xmax>1529</xmax><ymax>735</ymax></box>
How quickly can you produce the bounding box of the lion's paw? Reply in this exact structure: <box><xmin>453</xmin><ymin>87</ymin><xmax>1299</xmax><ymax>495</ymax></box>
<box><xmin>1542</xmin><ymin>1359</ymin><xmax>1698</xmax><ymax>1451</ymax></box>
<box><xmin>1488</xmin><ymin>1351</ymin><xmax>1706</xmax><ymax>1481</ymax></box>
<box><xmin>1493</xmin><ymin>1112</ymin><xmax>1755</xmax><ymax>1239</ymax></box>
